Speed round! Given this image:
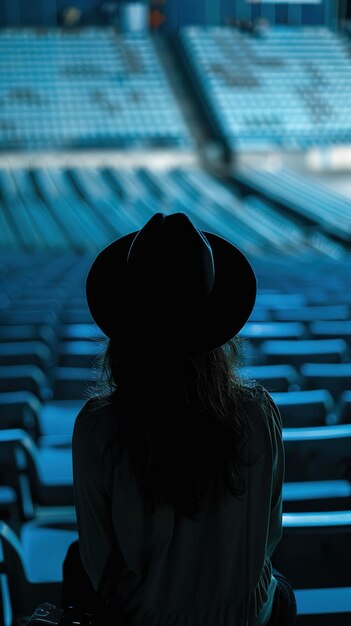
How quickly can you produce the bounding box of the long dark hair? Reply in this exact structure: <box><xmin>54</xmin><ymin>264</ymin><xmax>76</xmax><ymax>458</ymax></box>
<box><xmin>86</xmin><ymin>335</ymin><xmax>257</xmax><ymax>519</ymax></box>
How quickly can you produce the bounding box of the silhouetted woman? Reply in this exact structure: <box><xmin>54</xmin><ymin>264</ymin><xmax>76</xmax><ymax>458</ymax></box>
<box><xmin>65</xmin><ymin>212</ymin><xmax>297</xmax><ymax>625</ymax></box>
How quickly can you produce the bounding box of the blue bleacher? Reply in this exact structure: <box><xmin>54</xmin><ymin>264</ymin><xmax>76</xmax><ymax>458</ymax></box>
<box><xmin>180</xmin><ymin>25</ymin><xmax>351</xmax><ymax>152</ymax></box>
<box><xmin>232</xmin><ymin>165</ymin><xmax>351</xmax><ymax>244</ymax></box>
<box><xmin>0</xmin><ymin>28</ymin><xmax>193</xmax><ymax>150</ymax></box>
<box><xmin>271</xmin><ymin>389</ymin><xmax>335</xmax><ymax>428</ymax></box>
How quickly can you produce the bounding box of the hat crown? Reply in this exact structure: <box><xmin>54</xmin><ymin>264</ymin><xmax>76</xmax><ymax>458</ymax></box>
<box><xmin>86</xmin><ymin>211</ymin><xmax>257</xmax><ymax>355</ymax></box>
<box><xmin>126</xmin><ymin>213</ymin><xmax>215</xmax><ymax>303</ymax></box>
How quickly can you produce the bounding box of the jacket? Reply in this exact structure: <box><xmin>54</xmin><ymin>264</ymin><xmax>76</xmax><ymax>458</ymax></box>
<box><xmin>72</xmin><ymin>385</ymin><xmax>284</xmax><ymax>626</ymax></box>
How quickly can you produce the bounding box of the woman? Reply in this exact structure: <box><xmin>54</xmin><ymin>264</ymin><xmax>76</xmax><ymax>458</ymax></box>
<box><xmin>66</xmin><ymin>212</ymin><xmax>297</xmax><ymax>625</ymax></box>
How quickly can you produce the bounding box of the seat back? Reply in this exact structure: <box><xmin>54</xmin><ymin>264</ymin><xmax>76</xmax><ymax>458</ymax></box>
<box><xmin>273</xmin><ymin>511</ymin><xmax>351</xmax><ymax>588</ymax></box>
<box><xmin>301</xmin><ymin>363</ymin><xmax>351</xmax><ymax>400</ymax></box>
<box><xmin>261</xmin><ymin>338</ymin><xmax>348</xmax><ymax>367</ymax></box>
<box><xmin>0</xmin><ymin>365</ymin><xmax>49</xmax><ymax>401</ymax></box>
<box><xmin>0</xmin><ymin>391</ymin><xmax>41</xmax><ymax>441</ymax></box>
<box><xmin>271</xmin><ymin>389</ymin><xmax>334</xmax><ymax>427</ymax></box>
<box><xmin>240</xmin><ymin>364</ymin><xmax>300</xmax><ymax>392</ymax></box>
<box><xmin>52</xmin><ymin>367</ymin><xmax>95</xmax><ymax>400</ymax></box>
<box><xmin>283</xmin><ymin>425</ymin><xmax>351</xmax><ymax>482</ymax></box>
<box><xmin>0</xmin><ymin>430</ymin><xmax>40</xmax><ymax>521</ymax></box>
<box><xmin>0</xmin><ymin>521</ymin><xmax>28</xmax><ymax>618</ymax></box>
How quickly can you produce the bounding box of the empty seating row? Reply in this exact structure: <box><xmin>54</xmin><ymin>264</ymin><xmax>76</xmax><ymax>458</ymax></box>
<box><xmin>233</xmin><ymin>166</ymin><xmax>351</xmax><ymax>243</ymax></box>
<box><xmin>241</xmin><ymin>362</ymin><xmax>351</xmax><ymax>396</ymax></box>
<box><xmin>0</xmin><ymin>165</ymin><xmax>345</xmax><ymax>256</ymax></box>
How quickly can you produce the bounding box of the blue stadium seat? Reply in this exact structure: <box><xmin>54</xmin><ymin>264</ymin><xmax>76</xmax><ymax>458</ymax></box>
<box><xmin>273</xmin><ymin>511</ymin><xmax>351</xmax><ymax>588</ymax></box>
<box><xmin>295</xmin><ymin>587</ymin><xmax>351</xmax><ymax>626</ymax></box>
<box><xmin>0</xmin><ymin>341</ymin><xmax>53</xmax><ymax>370</ymax></box>
<box><xmin>0</xmin><ymin>429</ymin><xmax>74</xmax><ymax>520</ymax></box>
<box><xmin>58</xmin><ymin>341</ymin><xmax>100</xmax><ymax>369</ymax></box>
<box><xmin>240</xmin><ymin>322</ymin><xmax>306</xmax><ymax>345</ymax></box>
<box><xmin>300</xmin><ymin>363</ymin><xmax>351</xmax><ymax>400</ymax></box>
<box><xmin>271</xmin><ymin>389</ymin><xmax>335</xmax><ymax>427</ymax></box>
<box><xmin>273</xmin><ymin>305</ymin><xmax>350</xmax><ymax>322</ymax></box>
<box><xmin>240</xmin><ymin>364</ymin><xmax>300</xmax><ymax>392</ymax></box>
<box><xmin>261</xmin><ymin>339</ymin><xmax>348</xmax><ymax>367</ymax></box>
<box><xmin>0</xmin><ymin>324</ymin><xmax>55</xmax><ymax>346</ymax></box>
<box><xmin>310</xmin><ymin>320</ymin><xmax>351</xmax><ymax>345</ymax></box>
<box><xmin>0</xmin><ymin>391</ymin><xmax>41</xmax><ymax>441</ymax></box>
<box><xmin>0</xmin><ymin>365</ymin><xmax>50</xmax><ymax>401</ymax></box>
<box><xmin>38</xmin><ymin>400</ymin><xmax>83</xmax><ymax>440</ymax></box>
<box><xmin>52</xmin><ymin>367</ymin><xmax>95</xmax><ymax>400</ymax></box>
<box><xmin>60</xmin><ymin>309</ymin><xmax>94</xmax><ymax>324</ymax></box>
<box><xmin>0</xmin><ymin>309</ymin><xmax>58</xmax><ymax>326</ymax></box>
<box><xmin>283</xmin><ymin>424</ymin><xmax>351</xmax><ymax>482</ymax></box>
<box><xmin>282</xmin><ymin>425</ymin><xmax>351</xmax><ymax>511</ymax></box>
<box><xmin>59</xmin><ymin>323</ymin><xmax>102</xmax><ymax>342</ymax></box>
<box><xmin>0</xmin><ymin>519</ymin><xmax>77</xmax><ymax>623</ymax></box>
<box><xmin>339</xmin><ymin>391</ymin><xmax>351</xmax><ymax>425</ymax></box>
<box><xmin>232</xmin><ymin>167</ymin><xmax>351</xmax><ymax>242</ymax></box>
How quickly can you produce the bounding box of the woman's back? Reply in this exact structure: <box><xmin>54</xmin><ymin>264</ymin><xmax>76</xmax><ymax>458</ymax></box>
<box><xmin>72</xmin><ymin>384</ymin><xmax>284</xmax><ymax>626</ymax></box>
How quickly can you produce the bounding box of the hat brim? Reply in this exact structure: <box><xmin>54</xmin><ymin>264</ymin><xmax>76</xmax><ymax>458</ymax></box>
<box><xmin>86</xmin><ymin>230</ymin><xmax>257</xmax><ymax>356</ymax></box>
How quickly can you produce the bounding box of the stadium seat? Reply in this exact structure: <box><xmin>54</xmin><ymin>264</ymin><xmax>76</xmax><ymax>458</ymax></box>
<box><xmin>300</xmin><ymin>363</ymin><xmax>351</xmax><ymax>400</ymax></box>
<box><xmin>0</xmin><ymin>391</ymin><xmax>80</xmax><ymax>450</ymax></box>
<box><xmin>339</xmin><ymin>391</ymin><xmax>351</xmax><ymax>424</ymax></box>
<box><xmin>0</xmin><ymin>365</ymin><xmax>50</xmax><ymax>401</ymax></box>
<box><xmin>60</xmin><ymin>309</ymin><xmax>94</xmax><ymax>324</ymax></box>
<box><xmin>0</xmin><ymin>429</ymin><xmax>74</xmax><ymax>521</ymax></box>
<box><xmin>273</xmin><ymin>511</ymin><xmax>351</xmax><ymax>588</ymax></box>
<box><xmin>0</xmin><ymin>487</ymin><xmax>18</xmax><ymax>526</ymax></box>
<box><xmin>273</xmin><ymin>305</ymin><xmax>350</xmax><ymax>322</ymax></box>
<box><xmin>282</xmin><ymin>425</ymin><xmax>351</xmax><ymax>511</ymax></box>
<box><xmin>0</xmin><ymin>341</ymin><xmax>53</xmax><ymax>369</ymax></box>
<box><xmin>59</xmin><ymin>323</ymin><xmax>102</xmax><ymax>342</ymax></box>
<box><xmin>57</xmin><ymin>341</ymin><xmax>100</xmax><ymax>368</ymax></box>
<box><xmin>0</xmin><ymin>519</ymin><xmax>77</xmax><ymax>623</ymax></box>
<box><xmin>240</xmin><ymin>364</ymin><xmax>300</xmax><ymax>392</ymax></box>
<box><xmin>271</xmin><ymin>389</ymin><xmax>335</xmax><ymax>427</ymax></box>
<box><xmin>0</xmin><ymin>324</ymin><xmax>55</xmax><ymax>346</ymax></box>
<box><xmin>38</xmin><ymin>400</ymin><xmax>83</xmax><ymax>440</ymax></box>
<box><xmin>283</xmin><ymin>424</ymin><xmax>351</xmax><ymax>482</ymax></box>
<box><xmin>52</xmin><ymin>367</ymin><xmax>95</xmax><ymax>400</ymax></box>
<box><xmin>309</xmin><ymin>320</ymin><xmax>351</xmax><ymax>345</ymax></box>
<box><xmin>9</xmin><ymin>299</ymin><xmax>61</xmax><ymax>314</ymax></box>
<box><xmin>294</xmin><ymin>587</ymin><xmax>351</xmax><ymax>626</ymax></box>
<box><xmin>243</xmin><ymin>307</ymin><xmax>272</xmax><ymax>323</ymax></box>
<box><xmin>261</xmin><ymin>339</ymin><xmax>348</xmax><ymax>367</ymax></box>
<box><xmin>240</xmin><ymin>322</ymin><xmax>306</xmax><ymax>345</ymax></box>
<box><xmin>0</xmin><ymin>309</ymin><xmax>58</xmax><ymax>327</ymax></box>
<box><xmin>0</xmin><ymin>391</ymin><xmax>41</xmax><ymax>441</ymax></box>
<box><xmin>274</xmin><ymin>512</ymin><xmax>351</xmax><ymax>625</ymax></box>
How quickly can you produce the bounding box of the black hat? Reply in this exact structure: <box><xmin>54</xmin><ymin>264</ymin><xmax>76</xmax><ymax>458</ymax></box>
<box><xmin>86</xmin><ymin>212</ymin><xmax>256</xmax><ymax>356</ymax></box>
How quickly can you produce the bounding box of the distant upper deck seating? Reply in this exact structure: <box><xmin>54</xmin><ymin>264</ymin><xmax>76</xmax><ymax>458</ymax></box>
<box><xmin>180</xmin><ymin>25</ymin><xmax>351</xmax><ymax>152</ymax></box>
<box><xmin>0</xmin><ymin>28</ymin><xmax>192</xmax><ymax>150</ymax></box>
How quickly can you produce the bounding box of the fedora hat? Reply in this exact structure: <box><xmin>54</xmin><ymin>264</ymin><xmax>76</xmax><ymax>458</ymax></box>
<box><xmin>86</xmin><ymin>212</ymin><xmax>257</xmax><ymax>356</ymax></box>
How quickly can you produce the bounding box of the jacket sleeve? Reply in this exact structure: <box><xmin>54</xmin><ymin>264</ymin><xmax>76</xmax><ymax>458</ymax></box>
<box><xmin>264</xmin><ymin>392</ymin><xmax>285</xmax><ymax>558</ymax></box>
<box><xmin>72</xmin><ymin>400</ymin><xmax>116</xmax><ymax>592</ymax></box>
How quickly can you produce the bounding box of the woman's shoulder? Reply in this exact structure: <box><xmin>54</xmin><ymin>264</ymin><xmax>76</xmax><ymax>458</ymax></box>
<box><xmin>74</xmin><ymin>395</ymin><xmax>112</xmax><ymax>427</ymax></box>
<box><xmin>240</xmin><ymin>382</ymin><xmax>282</xmax><ymax>437</ymax></box>
<box><xmin>73</xmin><ymin>395</ymin><xmax>119</xmax><ymax>457</ymax></box>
